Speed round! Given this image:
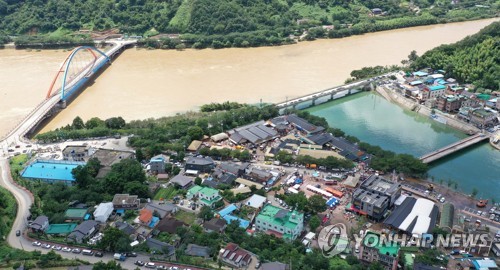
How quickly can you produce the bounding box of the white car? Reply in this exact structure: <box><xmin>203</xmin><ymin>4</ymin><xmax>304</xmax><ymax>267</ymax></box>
<box><xmin>52</xmin><ymin>245</ymin><xmax>62</xmax><ymax>251</ymax></box>
<box><xmin>145</xmin><ymin>262</ymin><xmax>156</xmax><ymax>268</ymax></box>
<box><xmin>439</xmin><ymin>197</ymin><xmax>445</xmax><ymax>203</ymax></box>
<box><xmin>32</xmin><ymin>241</ymin><xmax>42</xmax><ymax>247</ymax></box>
<box><xmin>62</xmin><ymin>247</ymin><xmax>72</xmax><ymax>252</ymax></box>
<box><xmin>42</xmin><ymin>243</ymin><xmax>52</xmax><ymax>249</ymax></box>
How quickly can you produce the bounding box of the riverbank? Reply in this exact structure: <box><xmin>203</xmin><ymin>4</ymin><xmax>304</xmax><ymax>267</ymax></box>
<box><xmin>490</xmin><ymin>131</ymin><xmax>500</xmax><ymax>150</ymax></box>
<box><xmin>375</xmin><ymin>84</ymin><xmax>480</xmax><ymax>134</ymax></box>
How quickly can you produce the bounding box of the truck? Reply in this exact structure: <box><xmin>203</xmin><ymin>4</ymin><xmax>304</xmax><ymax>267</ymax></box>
<box><xmin>114</xmin><ymin>253</ymin><xmax>126</xmax><ymax>261</ymax></box>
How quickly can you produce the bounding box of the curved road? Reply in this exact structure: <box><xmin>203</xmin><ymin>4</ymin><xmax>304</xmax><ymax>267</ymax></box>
<box><xmin>0</xmin><ymin>157</ymin><xmax>206</xmax><ymax>270</ymax></box>
<box><xmin>0</xmin><ymin>39</ymin><xmax>208</xmax><ymax>270</ymax></box>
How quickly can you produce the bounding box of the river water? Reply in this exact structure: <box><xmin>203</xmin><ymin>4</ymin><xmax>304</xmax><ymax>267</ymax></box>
<box><xmin>307</xmin><ymin>92</ymin><xmax>500</xmax><ymax>201</ymax></box>
<box><xmin>13</xmin><ymin>18</ymin><xmax>492</xmax><ymax>132</ymax></box>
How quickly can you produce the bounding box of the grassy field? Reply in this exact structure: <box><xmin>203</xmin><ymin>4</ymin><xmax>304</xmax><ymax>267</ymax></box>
<box><xmin>175</xmin><ymin>210</ymin><xmax>196</xmax><ymax>225</ymax></box>
<box><xmin>154</xmin><ymin>186</ymin><xmax>180</xmax><ymax>201</ymax></box>
<box><xmin>9</xmin><ymin>154</ymin><xmax>28</xmax><ymax>174</ymax></box>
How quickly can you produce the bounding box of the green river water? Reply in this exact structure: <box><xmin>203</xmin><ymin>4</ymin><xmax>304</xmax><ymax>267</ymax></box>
<box><xmin>307</xmin><ymin>92</ymin><xmax>500</xmax><ymax>201</ymax></box>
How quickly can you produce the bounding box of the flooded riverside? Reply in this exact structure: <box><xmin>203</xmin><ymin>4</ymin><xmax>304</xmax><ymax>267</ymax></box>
<box><xmin>0</xmin><ymin>18</ymin><xmax>497</xmax><ymax>136</ymax></box>
<box><xmin>307</xmin><ymin>92</ymin><xmax>500</xmax><ymax>201</ymax></box>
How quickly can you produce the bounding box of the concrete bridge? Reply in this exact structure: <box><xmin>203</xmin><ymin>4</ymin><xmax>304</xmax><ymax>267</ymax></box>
<box><xmin>419</xmin><ymin>133</ymin><xmax>490</xmax><ymax>164</ymax></box>
<box><xmin>275</xmin><ymin>74</ymin><xmax>394</xmax><ymax>113</ymax></box>
<box><xmin>0</xmin><ymin>39</ymin><xmax>136</xmax><ymax>150</ymax></box>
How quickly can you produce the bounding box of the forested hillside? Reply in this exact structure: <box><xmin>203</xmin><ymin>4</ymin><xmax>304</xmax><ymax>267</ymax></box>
<box><xmin>411</xmin><ymin>21</ymin><xmax>500</xmax><ymax>90</ymax></box>
<box><xmin>0</xmin><ymin>0</ymin><xmax>498</xmax><ymax>48</ymax></box>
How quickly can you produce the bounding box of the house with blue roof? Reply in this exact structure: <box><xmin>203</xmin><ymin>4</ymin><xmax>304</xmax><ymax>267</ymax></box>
<box><xmin>422</xmin><ymin>84</ymin><xmax>446</xmax><ymax>101</ymax></box>
<box><xmin>218</xmin><ymin>204</ymin><xmax>250</xmax><ymax>229</ymax></box>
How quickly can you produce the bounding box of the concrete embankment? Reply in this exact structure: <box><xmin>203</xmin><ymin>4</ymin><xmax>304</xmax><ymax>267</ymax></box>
<box><xmin>375</xmin><ymin>85</ymin><xmax>480</xmax><ymax>134</ymax></box>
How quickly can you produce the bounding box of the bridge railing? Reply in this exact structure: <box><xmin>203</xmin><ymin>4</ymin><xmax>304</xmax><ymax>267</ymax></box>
<box><xmin>275</xmin><ymin>71</ymin><xmax>395</xmax><ymax>107</ymax></box>
<box><xmin>1</xmin><ymin>40</ymin><xmax>137</xmax><ymax>144</ymax></box>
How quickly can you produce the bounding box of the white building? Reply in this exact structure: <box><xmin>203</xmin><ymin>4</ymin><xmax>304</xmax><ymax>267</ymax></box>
<box><xmin>94</xmin><ymin>202</ymin><xmax>114</xmax><ymax>223</ymax></box>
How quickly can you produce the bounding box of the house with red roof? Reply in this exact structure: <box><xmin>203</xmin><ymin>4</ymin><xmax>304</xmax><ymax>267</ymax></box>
<box><xmin>219</xmin><ymin>243</ymin><xmax>253</xmax><ymax>268</ymax></box>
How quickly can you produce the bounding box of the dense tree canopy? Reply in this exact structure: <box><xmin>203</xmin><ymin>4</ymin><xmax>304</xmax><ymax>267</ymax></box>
<box><xmin>1</xmin><ymin>0</ymin><xmax>497</xmax><ymax>48</ymax></box>
<box><xmin>412</xmin><ymin>21</ymin><xmax>500</xmax><ymax>90</ymax></box>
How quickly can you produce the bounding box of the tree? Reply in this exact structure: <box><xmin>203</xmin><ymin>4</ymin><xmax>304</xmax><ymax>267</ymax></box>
<box><xmin>369</xmin><ymin>261</ymin><xmax>385</xmax><ymax>270</ymax></box>
<box><xmin>85</xmin><ymin>117</ymin><xmax>105</xmax><ymax>129</ymax></box>
<box><xmin>187</xmin><ymin>126</ymin><xmax>204</xmax><ymax>140</ymax></box>
<box><xmin>408</xmin><ymin>50</ymin><xmax>418</xmax><ymax>62</ymax></box>
<box><xmin>72</xmin><ymin>116</ymin><xmax>85</xmax><ymax>130</ymax></box>
<box><xmin>308</xmin><ymin>195</ymin><xmax>327</xmax><ymax>214</ymax></box>
<box><xmin>124</xmin><ymin>181</ymin><xmax>150</xmax><ymax>198</ymax></box>
<box><xmin>346</xmin><ymin>254</ymin><xmax>360</xmax><ymax>265</ymax></box>
<box><xmin>135</xmin><ymin>148</ymin><xmax>145</xmax><ymax>162</ymax></box>
<box><xmin>72</xmin><ymin>165</ymin><xmax>95</xmax><ymax>189</ymax></box>
<box><xmin>105</xmin><ymin>117</ymin><xmax>126</xmax><ymax>129</ymax></box>
<box><xmin>92</xmin><ymin>260</ymin><xmax>124</xmax><ymax>270</ymax></box>
<box><xmin>309</xmin><ymin>215</ymin><xmax>320</xmax><ymax>232</ymax></box>
<box><xmin>194</xmin><ymin>177</ymin><xmax>202</xmax><ymax>185</ymax></box>
<box><xmin>198</xmin><ymin>205</ymin><xmax>214</xmax><ymax>221</ymax></box>
<box><xmin>98</xmin><ymin>227</ymin><xmax>130</xmax><ymax>252</ymax></box>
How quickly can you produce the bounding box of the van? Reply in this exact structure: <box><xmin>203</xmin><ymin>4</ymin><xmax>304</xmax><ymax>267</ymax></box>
<box><xmin>82</xmin><ymin>249</ymin><xmax>94</xmax><ymax>256</ymax></box>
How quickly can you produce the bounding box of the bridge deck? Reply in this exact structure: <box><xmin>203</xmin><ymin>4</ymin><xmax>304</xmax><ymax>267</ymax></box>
<box><xmin>419</xmin><ymin>133</ymin><xmax>489</xmax><ymax>163</ymax></box>
<box><xmin>1</xmin><ymin>40</ymin><xmax>136</xmax><ymax>144</ymax></box>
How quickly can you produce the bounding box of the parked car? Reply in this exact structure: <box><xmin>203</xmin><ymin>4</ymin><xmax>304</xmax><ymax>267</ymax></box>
<box><xmin>94</xmin><ymin>252</ymin><xmax>104</xmax><ymax>257</ymax></box>
<box><xmin>32</xmin><ymin>241</ymin><xmax>41</xmax><ymax>247</ymax></box>
<box><xmin>156</xmin><ymin>266</ymin><xmax>167</xmax><ymax>270</ymax></box>
<box><xmin>52</xmin><ymin>245</ymin><xmax>62</xmax><ymax>251</ymax></box>
<box><xmin>72</xmin><ymin>248</ymin><xmax>82</xmax><ymax>254</ymax></box>
<box><xmin>42</xmin><ymin>243</ymin><xmax>52</xmax><ymax>249</ymax></box>
<box><xmin>134</xmin><ymin>260</ymin><xmax>145</xmax><ymax>266</ymax></box>
<box><xmin>145</xmin><ymin>262</ymin><xmax>156</xmax><ymax>268</ymax></box>
<box><xmin>439</xmin><ymin>197</ymin><xmax>445</xmax><ymax>203</ymax></box>
<box><xmin>62</xmin><ymin>247</ymin><xmax>72</xmax><ymax>252</ymax></box>
<box><xmin>16</xmin><ymin>230</ymin><xmax>21</xmax><ymax>237</ymax></box>
<box><xmin>125</xmin><ymin>252</ymin><xmax>137</xmax><ymax>257</ymax></box>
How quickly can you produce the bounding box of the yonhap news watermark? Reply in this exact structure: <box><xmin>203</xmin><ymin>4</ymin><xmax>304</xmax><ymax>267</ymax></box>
<box><xmin>318</xmin><ymin>222</ymin><xmax>490</xmax><ymax>258</ymax></box>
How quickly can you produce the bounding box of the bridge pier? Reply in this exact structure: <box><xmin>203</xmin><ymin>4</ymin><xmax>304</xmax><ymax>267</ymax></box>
<box><xmin>59</xmin><ymin>100</ymin><xmax>67</xmax><ymax>109</ymax></box>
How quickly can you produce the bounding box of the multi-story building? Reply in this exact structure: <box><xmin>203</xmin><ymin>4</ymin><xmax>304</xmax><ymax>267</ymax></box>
<box><xmin>187</xmin><ymin>185</ymin><xmax>222</xmax><ymax>207</ymax></box>
<box><xmin>149</xmin><ymin>154</ymin><xmax>169</xmax><ymax>174</ymax></box>
<box><xmin>421</xmin><ymin>85</ymin><xmax>446</xmax><ymax>101</ymax></box>
<box><xmin>469</xmin><ymin>108</ymin><xmax>497</xmax><ymax>128</ymax></box>
<box><xmin>436</xmin><ymin>95</ymin><xmax>462</xmax><ymax>112</ymax></box>
<box><xmin>352</xmin><ymin>175</ymin><xmax>401</xmax><ymax>221</ymax></box>
<box><xmin>255</xmin><ymin>204</ymin><xmax>303</xmax><ymax>240</ymax></box>
<box><xmin>359</xmin><ymin>232</ymin><xmax>399</xmax><ymax>270</ymax></box>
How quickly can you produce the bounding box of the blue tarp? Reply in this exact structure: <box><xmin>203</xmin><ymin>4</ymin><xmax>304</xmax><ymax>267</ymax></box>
<box><xmin>295</xmin><ymin>178</ymin><xmax>303</xmax><ymax>184</ymax></box>
<box><xmin>219</xmin><ymin>204</ymin><xmax>238</xmax><ymax>217</ymax></box>
<box><xmin>84</xmin><ymin>214</ymin><xmax>90</xmax><ymax>220</ymax></box>
<box><xmin>116</xmin><ymin>209</ymin><xmax>125</xmax><ymax>215</ymax></box>
<box><xmin>149</xmin><ymin>216</ymin><xmax>159</xmax><ymax>228</ymax></box>
<box><xmin>326</xmin><ymin>197</ymin><xmax>339</xmax><ymax>207</ymax></box>
<box><xmin>223</xmin><ymin>215</ymin><xmax>250</xmax><ymax>229</ymax></box>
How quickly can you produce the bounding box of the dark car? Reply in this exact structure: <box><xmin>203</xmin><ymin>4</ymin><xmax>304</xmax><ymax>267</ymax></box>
<box><xmin>16</xmin><ymin>230</ymin><xmax>21</xmax><ymax>237</ymax></box>
<box><xmin>94</xmin><ymin>252</ymin><xmax>104</xmax><ymax>257</ymax></box>
<box><xmin>126</xmin><ymin>252</ymin><xmax>137</xmax><ymax>257</ymax></box>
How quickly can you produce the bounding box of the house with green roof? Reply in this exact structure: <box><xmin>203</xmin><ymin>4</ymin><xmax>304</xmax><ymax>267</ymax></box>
<box><xmin>359</xmin><ymin>231</ymin><xmax>400</xmax><ymax>270</ymax></box>
<box><xmin>64</xmin><ymin>208</ymin><xmax>88</xmax><ymax>221</ymax></box>
<box><xmin>187</xmin><ymin>185</ymin><xmax>222</xmax><ymax>207</ymax></box>
<box><xmin>469</xmin><ymin>108</ymin><xmax>496</xmax><ymax>128</ymax></box>
<box><xmin>255</xmin><ymin>204</ymin><xmax>303</xmax><ymax>241</ymax></box>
